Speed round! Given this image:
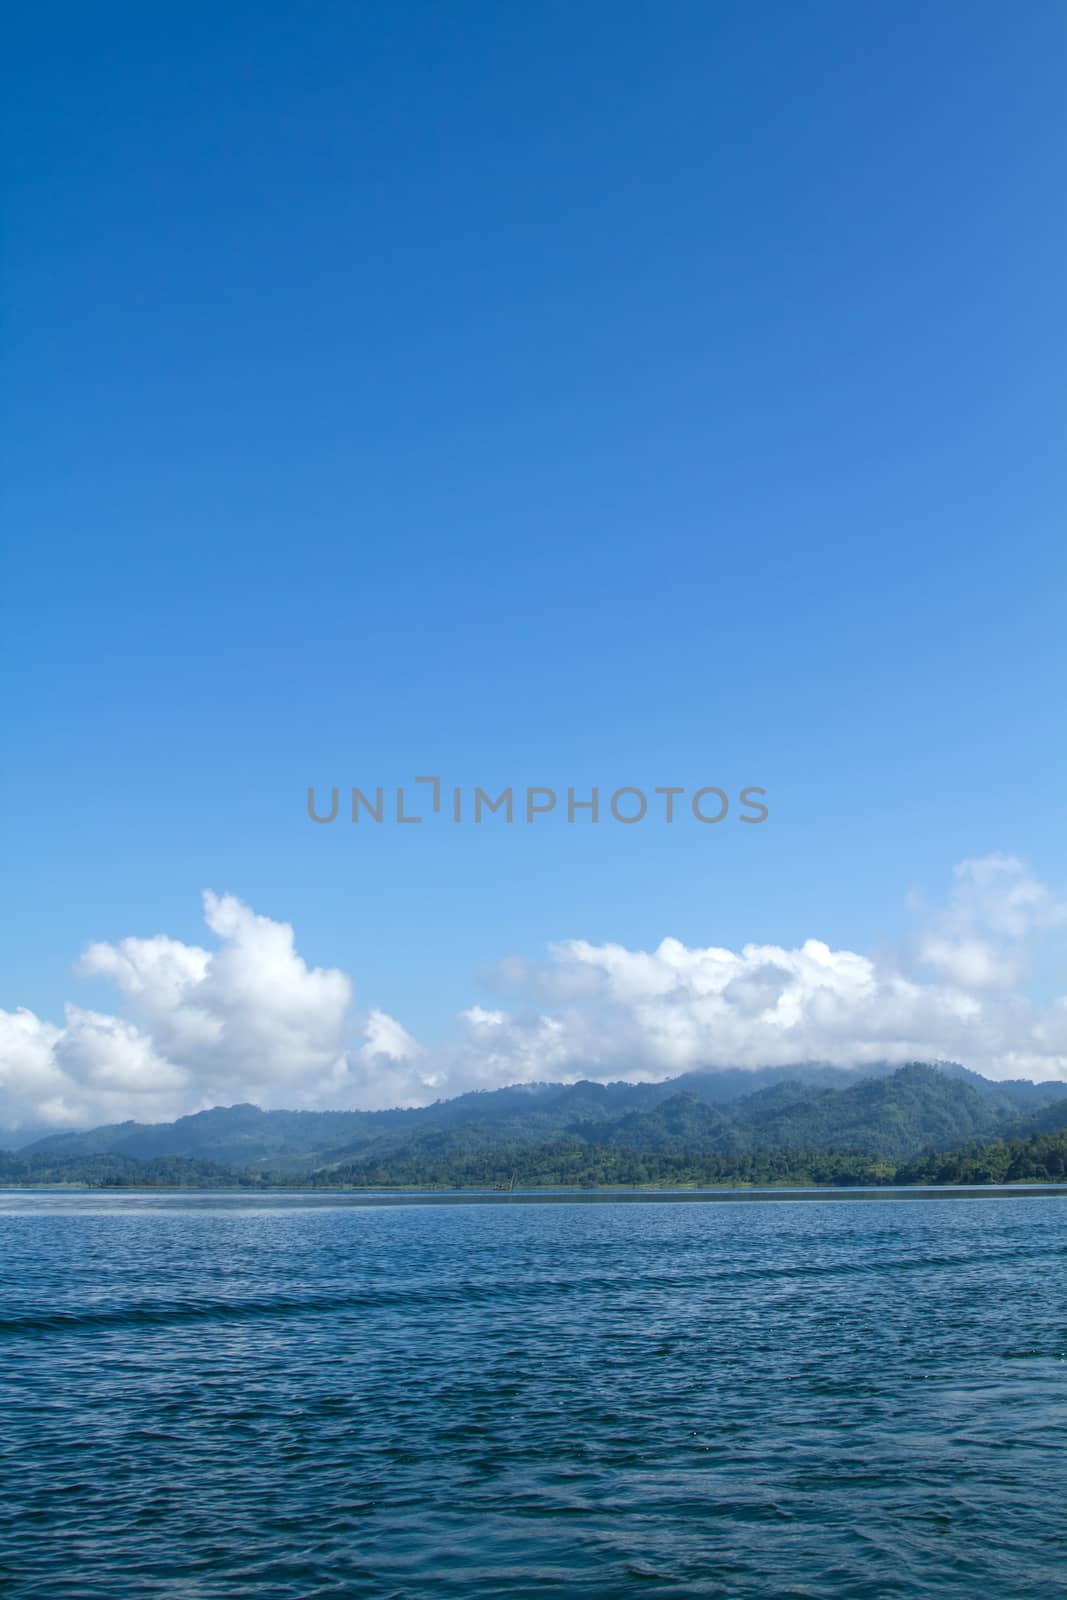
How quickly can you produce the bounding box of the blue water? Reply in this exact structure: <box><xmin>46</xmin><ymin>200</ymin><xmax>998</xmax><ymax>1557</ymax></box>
<box><xmin>1</xmin><ymin>1192</ymin><xmax>1065</xmax><ymax>1598</ymax></box>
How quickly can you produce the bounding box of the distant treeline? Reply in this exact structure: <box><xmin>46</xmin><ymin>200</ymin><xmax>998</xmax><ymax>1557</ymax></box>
<box><xmin>3</xmin><ymin>1125</ymin><xmax>1066</xmax><ymax>1190</ymax></box>
<box><xmin>0</xmin><ymin>1153</ymin><xmax>257</xmax><ymax>1189</ymax></box>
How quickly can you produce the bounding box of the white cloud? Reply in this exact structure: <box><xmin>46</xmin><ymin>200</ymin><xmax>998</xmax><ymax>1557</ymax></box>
<box><xmin>1</xmin><ymin>891</ymin><xmax>424</xmax><ymax>1129</ymax></box>
<box><xmin>77</xmin><ymin>892</ymin><xmax>354</xmax><ymax>1093</ymax></box>
<box><xmin>0</xmin><ymin>1009</ymin><xmax>69</xmax><ymax>1129</ymax></box>
<box><xmin>2</xmin><ymin>857</ymin><xmax>1067</xmax><ymax>1132</ymax></box>
<box><xmin>915</xmin><ymin>854</ymin><xmax>1067</xmax><ymax>988</ymax></box>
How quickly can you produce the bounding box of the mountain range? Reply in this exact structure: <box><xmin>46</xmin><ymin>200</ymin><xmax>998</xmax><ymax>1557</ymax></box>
<box><xmin>3</xmin><ymin>1060</ymin><xmax>1067</xmax><ymax>1188</ymax></box>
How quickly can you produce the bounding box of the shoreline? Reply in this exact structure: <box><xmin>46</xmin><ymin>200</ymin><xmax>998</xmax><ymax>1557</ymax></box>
<box><xmin>3</xmin><ymin>1181</ymin><xmax>1067</xmax><ymax>1203</ymax></box>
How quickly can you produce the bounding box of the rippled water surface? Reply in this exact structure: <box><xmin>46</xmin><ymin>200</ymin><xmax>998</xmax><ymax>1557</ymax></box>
<box><xmin>1</xmin><ymin>1191</ymin><xmax>1065</xmax><ymax>1598</ymax></box>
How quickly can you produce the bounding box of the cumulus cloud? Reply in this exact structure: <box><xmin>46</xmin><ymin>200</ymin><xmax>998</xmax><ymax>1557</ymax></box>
<box><xmin>2</xmin><ymin>857</ymin><xmax>1067</xmax><ymax>1131</ymax></box>
<box><xmin>0</xmin><ymin>891</ymin><xmax>427</xmax><ymax>1131</ymax></box>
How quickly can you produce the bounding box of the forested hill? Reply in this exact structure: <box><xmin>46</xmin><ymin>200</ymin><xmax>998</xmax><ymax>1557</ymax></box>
<box><xmin>3</xmin><ymin>1122</ymin><xmax>1067</xmax><ymax>1191</ymax></box>
<box><xmin>3</xmin><ymin>1061</ymin><xmax>1067</xmax><ymax>1188</ymax></box>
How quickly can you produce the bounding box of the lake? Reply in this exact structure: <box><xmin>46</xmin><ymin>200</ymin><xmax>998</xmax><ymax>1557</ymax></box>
<box><xmin>1</xmin><ymin>1190</ymin><xmax>1064</xmax><ymax>1597</ymax></box>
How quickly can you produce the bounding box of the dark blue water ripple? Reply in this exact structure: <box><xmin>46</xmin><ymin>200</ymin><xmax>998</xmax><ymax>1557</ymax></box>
<box><xmin>1</xmin><ymin>1193</ymin><xmax>1065</xmax><ymax>1598</ymax></box>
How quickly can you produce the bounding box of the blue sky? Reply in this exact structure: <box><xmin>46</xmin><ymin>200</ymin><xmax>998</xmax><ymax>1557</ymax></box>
<box><xmin>3</xmin><ymin>2</ymin><xmax>1066</xmax><ymax>1125</ymax></box>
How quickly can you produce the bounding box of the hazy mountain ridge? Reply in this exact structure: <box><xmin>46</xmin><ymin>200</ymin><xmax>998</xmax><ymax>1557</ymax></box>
<box><xmin>11</xmin><ymin>1060</ymin><xmax>935</xmax><ymax>1166</ymax></box>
